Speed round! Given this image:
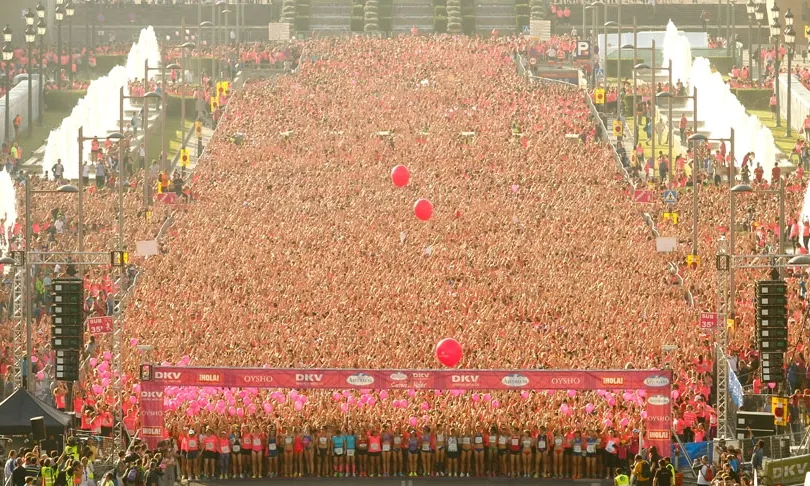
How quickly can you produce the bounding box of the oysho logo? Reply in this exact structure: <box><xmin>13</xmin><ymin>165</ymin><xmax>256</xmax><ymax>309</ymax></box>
<box><xmin>142</xmin><ymin>410</ymin><xmax>163</xmax><ymax>417</ymax></box>
<box><xmin>451</xmin><ymin>375</ymin><xmax>480</xmax><ymax>384</ymax></box>
<box><xmin>550</xmin><ymin>377</ymin><xmax>582</xmax><ymax>385</ymax></box>
<box><xmin>154</xmin><ymin>371</ymin><xmax>181</xmax><ymax>380</ymax></box>
<box><xmin>346</xmin><ymin>373</ymin><xmax>375</xmax><ymax>386</ymax></box>
<box><xmin>602</xmin><ymin>377</ymin><xmax>624</xmax><ymax>385</ymax></box>
<box><xmin>143</xmin><ymin>427</ymin><xmax>163</xmax><ymax>436</ymax></box>
<box><xmin>390</xmin><ymin>372</ymin><xmax>407</xmax><ymax>381</ymax></box>
<box><xmin>647</xmin><ymin>415</ymin><xmax>672</xmax><ymax>422</ymax></box>
<box><xmin>243</xmin><ymin>375</ymin><xmax>275</xmax><ymax>384</ymax></box>
<box><xmin>643</xmin><ymin>376</ymin><xmax>671</xmax><ymax>387</ymax></box>
<box><xmin>501</xmin><ymin>374</ymin><xmax>530</xmax><ymax>387</ymax></box>
<box><xmin>295</xmin><ymin>374</ymin><xmax>323</xmax><ymax>382</ymax></box>
<box><xmin>140</xmin><ymin>391</ymin><xmax>164</xmax><ymax>399</ymax></box>
<box><xmin>647</xmin><ymin>395</ymin><xmax>670</xmax><ymax>406</ymax></box>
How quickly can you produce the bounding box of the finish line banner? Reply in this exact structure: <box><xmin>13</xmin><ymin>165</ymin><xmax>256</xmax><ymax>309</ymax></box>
<box><xmin>140</xmin><ymin>367</ymin><xmax>671</xmax><ymax>454</ymax></box>
<box><xmin>140</xmin><ymin>366</ymin><xmax>672</xmax><ymax>390</ymax></box>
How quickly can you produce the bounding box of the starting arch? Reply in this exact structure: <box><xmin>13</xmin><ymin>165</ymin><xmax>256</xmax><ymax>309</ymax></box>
<box><xmin>139</xmin><ymin>366</ymin><xmax>672</xmax><ymax>453</ymax></box>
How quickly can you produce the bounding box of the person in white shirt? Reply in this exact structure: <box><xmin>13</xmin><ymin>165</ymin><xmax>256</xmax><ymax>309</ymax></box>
<box><xmin>4</xmin><ymin>450</ymin><xmax>17</xmax><ymax>479</ymax></box>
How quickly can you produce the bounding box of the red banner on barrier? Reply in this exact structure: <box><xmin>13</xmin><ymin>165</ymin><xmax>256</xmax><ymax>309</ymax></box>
<box><xmin>87</xmin><ymin>316</ymin><xmax>113</xmax><ymax>334</ymax></box>
<box><xmin>140</xmin><ymin>367</ymin><xmax>672</xmax><ymax>455</ymax></box>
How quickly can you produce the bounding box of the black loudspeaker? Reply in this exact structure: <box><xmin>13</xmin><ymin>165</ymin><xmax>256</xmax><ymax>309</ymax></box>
<box><xmin>31</xmin><ymin>416</ymin><xmax>46</xmax><ymax>441</ymax></box>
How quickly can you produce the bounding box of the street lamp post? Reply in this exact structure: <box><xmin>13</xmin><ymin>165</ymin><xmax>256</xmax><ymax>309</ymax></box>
<box><xmin>55</xmin><ymin>4</ymin><xmax>64</xmax><ymax>91</ymax></box>
<box><xmin>756</xmin><ymin>3</ymin><xmax>765</xmax><ymax>81</ymax></box>
<box><xmin>25</xmin><ymin>26</ymin><xmax>35</xmax><ymax>138</ymax></box>
<box><xmin>200</xmin><ymin>21</ymin><xmax>214</xmax><ymax>100</ymax></box>
<box><xmin>747</xmin><ymin>0</ymin><xmax>755</xmax><ymax>74</ymax></box>
<box><xmin>770</xmin><ymin>1</ymin><xmax>781</xmax><ymax>127</ymax></box>
<box><xmin>66</xmin><ymin>3</ymin><xmax>74</xmax><ymax>88</ymax></box>
<box><xmin>784</xmin><ymin>10</ymin><xmax>795</xmax><ymax>137</ymax></box>
<box><xmin>636</xmin><ymin>56</ymin><xmax>674</xmax><ymax>184</ymax></box>
<box><xmin>3</xmin><ymin>32</ymin><xmax>13</xmax><ymax>145</ymax></box>
<box><xmin>605</xmin><ymin>21</ymin><xmax>623</xmax><ymax>118</ymax></box>
<box><xmin>181</xmin><ymin>43</ymin><xmax>196</xmax><ymax>145</ymax></box>
<box><xmin>632</xmin><ymin>16</ymin><xmax>638</xmax><ymax>145</ymax></box>
<box><xmin>36</xmin><ymin>18</ymin><xmax>46</xmax><ymax>127</ymax></box>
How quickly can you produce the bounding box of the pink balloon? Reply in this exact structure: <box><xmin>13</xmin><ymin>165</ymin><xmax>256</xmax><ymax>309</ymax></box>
<box><xmin>30</xmin><ymin>355</ymin><xmax>38</xmax><ymax>363</ymax></box>
<box><xmin>597</xmin><ymin>389</ymin><xmax>606</xmax><ymax>396</ymax></box>
<box><xmin>263</xmin><ymin>403</ymin><xmax>273</xmax><ymax>414</ymax></box>
<box><xmin>585</xmin><ymin>403</ymin><xmax>595</xmax><ymax>413</ymax></box>
<box><xmin>409</xmin><ymin>417</ymin><xmax>418</xmax><ymax>427</ymax></box>
<box><xmin>379</xmin><ymin>390</ymin><xmax>388</xmax><ymax>399</ymax></box>
<box><xmin>332</xmin><ymin>392</ymin><xmax>341</xmax><ymax>401</ymax></box>
<box><xmin>408</xmin><ymin>389</ymin><xmax>416</xmax><ymax>397</ymax></box>
<box><xmin>608</xmin><ymin>398</ymin><xmax>616</xmax><ymax>406</ymax></box>
<box><xmin>101</xmin><ymin>378</ymin><xmax>110</xmax><ymax>387</ymax></box>
<box><xmin>342</xmin><ymin>390</ymin><xmax>351</xmax><ymax>398</ymax></box>
<box><xmin>472</xmin><ymin>393</ymin><xmax>480</xmax><ymax>402</ymax></box>
<box><xmin>768</xmin><ymin>382</ymin><xmax>777</xmax><ymax>389</ymax></box>
<box><xmin>492</xmin><ymin>400</ymin><xmax>500</xmax><ymax>409</ymax></box>
<box><xmin>294</xmin><ymin>401</ymin><xmax>303</xmax><ymax>411</ymax></box>
<box><xmin>129</xmin><ymin>395</ymin><xmax>138</xmax><ymax>404</ymax></box>
<box><xmin>368</xmin><ymin>397</ymin><xmax>377</xmax><ymax>407</ymax></box>
<box><xmin>129</xmin><ymin>338</ymin><xmax>139</xmax><ymax>347</ymax></box>
<box><xmin>228</xmin><ymin>406</ymin><xmax>237</xmax><ymax>416</ymax></box>
<box><xmin>603</xmin><ymin>419</ymin><xmax>614</xmax><ymax>428</ymax></box>
<box><xmin>236</xmin><ymin>408</ymin><xmax>244</xmax><ymax>417</ymax></box>
<box><xmin>401</xmin><ymin>399</ymin><xmax>409</xmax><ymax>408</ymax></box>
<box><xmin>560</xmin><ymin>403</ymin><xmax>569</xmax><ymax>413</ymax></box>
<box><xmin>511</xmin><ymin>184</ymin><xmax>520</xmax><ymax>193</ymax></box>
<box><xmin>620</xmin><ymin>417</ymin><xmax>630</xmax><ymax>427</ymax></box>
<box><xmin>89</xmin><ymin>358</ymin><xmax>98</xmax><ymax>367</ymax></box>
<box><xmin>298</xmin><ymin>395</ymin><xmax>308</xmax><ymax>404</ymax></box>
<box><xmin>434</xmin><ymin>389</ymin><xmax>442</xmax><ymax>396</ymax></box>
<box><xmin>640</xmin><ymin>410</ymin><xmax>648</xmax><ymax>419</ymax></box>
<box><xmin>290</xmin><ymin>390</ymin><xmax>299</xmax><ymax>400</ymax></box>
<box><xmin>636</xmin><ymin>389</ymin><xmax>647</xmax><ymax>398</ymax></box>
<box><xmin>414</xmin><ymin>198</ymin><xmax>434</xmax><ymax>221</ymax></box>
<box><xmin>91</xmin><ymin>385</ymin><xmax>103</xmax><ymax>395</ymax></box>
<box><xmin>567</xmin><ymin>390</ymin><xmax>576</xmax><ymax>398</ymax></box>
<box><xmin>421</xmin><ymin>402</ymin><xmax>430</xmax><ymax>411</ymax></box>
<box><xmin>520</xmin><ymin>391</ymin><xmax>529</xmax><ymax>400</ymax></box>
<box><xmin>36</xmin><ymin>371</ymin><xmax>45</xmax><ymax>380</ymax></box>
<box><xmin>132</xmin><ymin>384</ymin><xmax>141</xmax><ymax>393</ymax></box>
<box><xmin>483</xmin><ymin>393</ymin><xmax>492</xmax><ymax>402</ymax></box>
<box><xmin>671</xmin><ymin>390</ymin><xmax>680</xmax><ymax>400</ymax></box>
<box><xmin>391</xmin><ymin>165</ymin><xmax>411</xmax><ymax>187</ymax></box>
<box><xmin>435</xmin><ymin>338</ymin><xmax>462</xmax><ymax>367</ymax></box>
<box><xmin>340</xmin><ymin>403</ymin><xmax>349</xmax><ymax>413</ymax></box>
<box><xmin>102</xmin><ymin>351</ymin><xmax>112</xmax><ymax>361</ymax></box>
<box><xmin>347</xmin><ymin>396</ymin><xmax>356</xmax><ymax>405</ymax></box>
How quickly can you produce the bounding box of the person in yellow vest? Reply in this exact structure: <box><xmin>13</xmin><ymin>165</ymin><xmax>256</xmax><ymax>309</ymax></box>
<box><xmin>64</xmin><ymin>437</ymin><xmax>80</xmax><ymax>462</ymax></box>
<box><xmin>614</xmin><ymin>467</ymin><xmax>630</xmax><ymax>486</ymax></box>
<box><xmin>41</xmin><ymin>458</ymin><xmax>56</xmax><ymax>486</ymax></box>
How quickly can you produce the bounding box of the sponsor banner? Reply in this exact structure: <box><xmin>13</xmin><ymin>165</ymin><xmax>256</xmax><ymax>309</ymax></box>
<box><xmin>644</xmin><ymin>394</ymin><xmax>673</xmax><ymax>460</ymax></box>
<box><xmin>764</xmin><ymin>453</ymin><xmax>810</xmax><ymax>485</ymax></box>
<box><xmin>145</xmin><ymin>367</ymin><xmax>671</xmax><ymax>391</ymax></box>
<box><xmin>141</xmin><ymin>383</ymin><xmax>165</xmax><ymax>450</ymax></box>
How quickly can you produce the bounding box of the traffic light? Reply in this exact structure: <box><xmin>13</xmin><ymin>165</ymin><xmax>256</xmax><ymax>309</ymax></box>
<box><xmin>179</xmin><ymin>148</ymin><xmax>190</xmax><ymax>168</ymax></box>
<box><xmin>757</xmin><ymin>280</ymin><xmax>788</xmax><ymax>383</ymax></box>
<box><xmin>51</xmin><ymin>278</ymin><xmax>83</xmax><ymax>381</ymax></box>
<box><xmin>772</xmin><ymin>396</ymin><xmax>789</xmax><ymax>427</ymax></box>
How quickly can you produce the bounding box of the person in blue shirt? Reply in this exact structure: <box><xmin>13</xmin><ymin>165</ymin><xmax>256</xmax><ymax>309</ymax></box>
<box><xmin>332</xmin><ymin>430</ymin><xmax>345</xmax><ymax>477</ymax></box>
<box><xmin>747</xmin><ymin>428</ymin><xmax>764</xmax><ymax>472</ymax></box>
<box><xmin>345</xmin><ymin>427</ymin><xmax>357</xmax><ymax>477</ymax></box>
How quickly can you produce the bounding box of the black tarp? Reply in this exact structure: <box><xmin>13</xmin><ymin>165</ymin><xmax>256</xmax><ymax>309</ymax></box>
<box><xmin>0</xmin><ymin>388</ymin><xmax>71</xmax><ymax>435</ymax></box>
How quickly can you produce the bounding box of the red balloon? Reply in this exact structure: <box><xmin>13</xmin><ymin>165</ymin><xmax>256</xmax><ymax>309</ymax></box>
<box><xmin>391</xmin><ymin>165</ymin><xmax>410</xmax><ymax>187</ymax></box>
<box><xmin>435</xmin><ymin>338</ymin><xmax>462</xmax><ymax>367</ymax></box>
<box><xmin>413</xmin><ymin>198</ymin><xmax>433</xmax><ymax>221</ymax></box>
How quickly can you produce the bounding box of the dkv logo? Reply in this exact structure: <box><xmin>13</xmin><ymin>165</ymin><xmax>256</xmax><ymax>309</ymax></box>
<box><xmin>501</xmin><ymin>374</ymin><xmax>530</xmax><ymax>387</ymax></box>
<box><xmin>296</xmin><ymin>374</ymin><xmax>323</xmax><ymax>382</ymax></box>
<box><xmin>140</xmin><ymin>391</ymin><xmax>164</xmax><ymax>399</ymax></box>
<box><xmin>647</xmin><ymin>395</ymin><xmax>670</xmax><ymax>406</ymax></box>
<box><xmin>451</xmin><ymin>375</ymin><xmax>480</xmax><ymax>384</ymax></box>
<box><xmin>643</xmin><ymin>375</ymin><xmax>670</xmax><ymax>387</ymax></box>
<box><xmin>154</xmin><ymin>371</ymin><xmax>181</xmax><ymax>380</ymax></box>
<box><xmin>346</xmin><ymin>373</ymin><xmax>375</xmax><ymax>386</ymax></box>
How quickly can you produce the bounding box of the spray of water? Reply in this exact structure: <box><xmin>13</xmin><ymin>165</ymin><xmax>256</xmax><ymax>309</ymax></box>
<box><xmin>663</xmin><ymin>20</ymin><xmax>777</xmax><ymax>179</ymax></box>
<box><xmin>0</xmin><ymin>169</ymin><xmax>17</xmax><ymax>256</ymax></box>
<box><xmin>41</xmin><ymin>26</ymin><xmax>160</xmax><ymax>180</ymax></box>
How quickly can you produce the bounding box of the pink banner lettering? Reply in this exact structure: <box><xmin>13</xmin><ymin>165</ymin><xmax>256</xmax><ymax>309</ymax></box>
<box><xmin>87</xmin><ymin>316</ymin><xmax>114</xmax><ymax>334</ymax></box>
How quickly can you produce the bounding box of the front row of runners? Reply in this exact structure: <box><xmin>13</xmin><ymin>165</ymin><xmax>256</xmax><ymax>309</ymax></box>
<box><xmin>174</xmin><ymin>424</ymin><xmax>649</xmax><ymax>479</ymax></box>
